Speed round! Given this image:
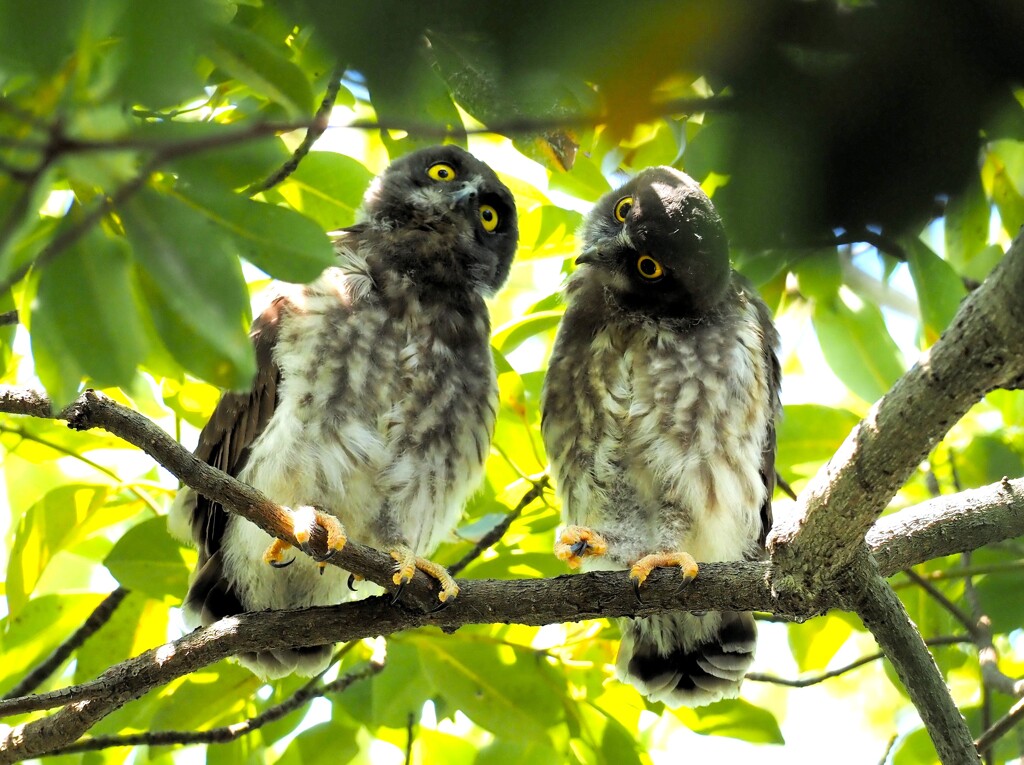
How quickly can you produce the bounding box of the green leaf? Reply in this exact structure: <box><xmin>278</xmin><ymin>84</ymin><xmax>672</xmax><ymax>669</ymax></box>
<box><xmin>944</xmin><ymin>175</ymin><xmax>990</xmax><ymax>271</ymax></box>
<box><xmin>787</xmin><ymin>614</ymin><xmax>855</xmax><ymax>673</ymax></box>
<box><xmin>152</xmin><ymin>663</ymin><xmax>261</xmax><ymax>730</ymax></box>
<box><xmin>30</xmin><ymin>224</ymin><xmax>145</xmax><ymax>406</ymax></box>
<box><xmin>903</xmin><ymin>239</ymin><xmax>966</xmax><ymax>345</ymax></box>
<box><xmin>268</xmin><ymin>151</ymin><xmax>374</xmax><ymax>231</ymax></box>
<box><xmin>177</xmin><ymin>185</ymin><xmax>335</xmax><ymax>283</ymax></box>
<box><xmin>793</xmin><ymin>249</ymin><xmax>841</xmax><ymax>301</ymax></box>
<box><xmin>990</xmin><ymin>157</ymin><xmax>1024</xmax><ymax>236</ymax></box>
<box><xmin>0</xmin><ymin>0</ymin><xmax>92</xmax><ymax>77</ymax></box>
<box><xmin>549</xmin><ymin>152</ymin><xmax>611</xmax><ymax>201</ymax></box>
<box><xmin>278</xmin><ymin>721</ymin><xmax>360</xmax><ymax>765</ymax></box>
<box><xmin>6</xmin><ymin>485</ymin><xmax>109</xmax><ymax>618</ymax></box>
<box><xmin>121</xmin><ymin>188</ymin><xmax>254</xmax><ymax>390</ymax></box>
<box><xmin>104</xmin><ymin>517</ymin><xmax>190</xmax><ymax>600</ymax></box>
<box><xmin>954</xmin><ymin>434</ymin><xmax>1024</xmax><ymax>489</ymax></box>
<box><xmin>812</xmin><ymin>297</ymin><xmax>905</xmax><ymax>403</ymax></box>
<box><xmin>208</xmin><ymin>23</ymin><xmax>314</xmax><ymax>117</ymax></box>
<box><xmin>0</xmin><ymin>593</ymin><xmax>106</xmax><ymax>696</ymax></box>
<box><xmin>777</xmin><ymin>405</ymin><xmax>860</xmax><ymax>472</ymax></box>
<box><xmin>475</xmin><ymin>738</ymin><xmax>562</xmax><ymax>765</ymax></box>
<box><xmin>333</xmin><ymin>639</ymin><xmax>434</xmax><ymax>730</ymax></box>
<box><xmin>673</xmin><ymin>698</ymin><xmax>784</xmax><ymax>744</ymax></box>
<box><xmin>415</xmin><ymin>633</ymin><xmax>565</xmax><ymax>739</ymax></box>
<box><xmin>493</xmin><ymin>311</ymin><xmax>563</xmax><ymax>356</ymax></box>
<box><xmin>116</xmin><ymin>0</ymin><xmax>211</xmax><ymax>108</ymax></box>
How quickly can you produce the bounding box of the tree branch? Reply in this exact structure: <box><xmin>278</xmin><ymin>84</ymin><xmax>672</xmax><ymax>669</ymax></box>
<box><xmin>48</xmin><ymin>660</ymin><xmax>383</xmax><ymax>754</ymax></box>
<box><xmin>836</xmin><ymin>555</ymin><xmax>980</xmax><ymax>764</ymax></box>
<box><xmin>768</xmin><ymin>234</ymin><xmax>1024</xmax><ymax>605</ymax></box>
<box><xmin>974</xmin><ymin>695</ymin><xmax>1024</xmax><ymax>755</ymax></box>
<box><xmin>746</xmin><ymin>635</ymin><xmax>973</xmax><ymax>689</ymax></box>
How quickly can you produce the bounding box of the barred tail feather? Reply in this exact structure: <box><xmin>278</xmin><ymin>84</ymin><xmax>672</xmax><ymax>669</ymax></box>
<box><xmin>182</xmin><ymin>549</ymin><xmax>333</xmax><ymax>680</ymax></box>
<box><xmin>615</xmin><ymin>611</ymin><xmax>756</xmax><ymax>707</ymax></box>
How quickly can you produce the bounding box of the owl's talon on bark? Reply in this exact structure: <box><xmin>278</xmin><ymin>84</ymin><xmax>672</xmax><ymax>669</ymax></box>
<box><xmin>290</xmin><ymin>505</ymin><xmax>348</xmax><ymax>562</ymax></box>
<box><xmin>389</xmin><ymin>546</ymin><xmax>460</xmax><ymax>604</ymax></box>
<box><xmin>347</xmin><ymin>573</ymin><xmax>363</xmax><ymax>592</ymax></box>
<box><xmin>263</xmin><ymin>539</ymin><xmax>294</xmax><ymax>567</ymax></box>
<box><xmin>555</xmin><ymin>525</ymin><xmax>608</xmax><ymax>569</ymax></box>
<box><xmin>629</xmin><ymin>551</ymin><xmax>700</xmax><ymax>597</ymax></box>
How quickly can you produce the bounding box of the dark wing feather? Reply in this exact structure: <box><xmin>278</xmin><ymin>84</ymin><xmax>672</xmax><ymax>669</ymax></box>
<box><xmin>187</xmin><ymin>295</ymin><xmax>289</xmax><ymax>562</ymax></box>
<box><xmin>735</xmin><ymin>275</ymin><xmax>782</xmax><ymax>549</ymax></box>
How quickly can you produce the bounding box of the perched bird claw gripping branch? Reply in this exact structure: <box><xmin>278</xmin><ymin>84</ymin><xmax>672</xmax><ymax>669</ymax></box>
<box><xmin>170</xmin><ymin>145</ymin><xmax>518</xmax><ymax>679</ymax></box>
<box><xmin>543</xmin><ymin>167</ymin><xmax>780</xmax><ymax>707</ymax></box>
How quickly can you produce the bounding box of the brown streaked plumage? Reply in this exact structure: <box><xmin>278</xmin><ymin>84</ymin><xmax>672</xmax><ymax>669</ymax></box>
<box><xmin>170</xmin><ymin>145</ymin><xmax>518</xmax><ymax>678</ymax></box>
<box><xmin>542</xmin><ymin>166</ymin><xmax>780</xmax><ymax>707</ymax></box>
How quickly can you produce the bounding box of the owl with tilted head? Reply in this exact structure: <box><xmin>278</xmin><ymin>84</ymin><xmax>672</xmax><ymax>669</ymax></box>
<box><xmin>542</xmin><ymin>166</ymin><xmax>780</xmax><ymax>706</ymax></box>
<box><xmin>171</xmin><ymin>145</ymin><xmax>518</xmax><ymax>679</ymax></box>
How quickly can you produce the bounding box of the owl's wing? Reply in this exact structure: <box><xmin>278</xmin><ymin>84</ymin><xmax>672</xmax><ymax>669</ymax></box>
<box><xmin>176</xmin><ymin>295</ymin><xmax>289</xmax><ymax>621</ymax></box>
<box><xmin>747</xmin><ymin>283</ymin><xmax>782</xmax><ymax>549</ymax></box>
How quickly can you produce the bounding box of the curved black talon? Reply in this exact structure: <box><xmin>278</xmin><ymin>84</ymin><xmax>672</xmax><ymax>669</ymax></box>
<box><xmin>390</xmin><ymin>582</ymin><xmax>406</xmax><ymax>605</ymax></box>
<box><xmin>570</xmin><ymin>539</ymin><xmax>590</xmax><ymax>557</ymax></box>
<box><xmin>632</xmin><ymin>578</ymin><xmax>644</xmax><ymax>604</ymax></box>
<box><xmin>347</xmin><ymin>573</ymin><xmax>359</xmax><ymax>591</ymax></box>
<box><xmin>429</xmin><ymin>597</ymin><xmax>453</xmax><ymax>614</ymax></box>
<box><xmin>270</xmin><ymin>557</ymin><xmax>295</xmax><ymax>569</ymax></box>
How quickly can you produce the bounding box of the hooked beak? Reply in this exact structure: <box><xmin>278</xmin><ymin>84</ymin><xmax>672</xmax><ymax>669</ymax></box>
<box><xmin>575</xmin><ymin>247</ymin><xmax>599</xmax><ymax>266</ymax></box>
<box><xmin>451</xmin><ymin>182</ymin><xmax>478</xmax><ymax>205</ymax></box>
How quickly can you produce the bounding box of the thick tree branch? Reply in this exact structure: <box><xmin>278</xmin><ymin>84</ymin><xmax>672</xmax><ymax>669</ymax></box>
<box><xmin>837</xmin><ymin>555</ymin><xmax>980</xmax><ymax>764</ymax></box>
<box><xmin>768</xmin><ymin>234</ymin><xmax>1024</xmax><ymax>604</ymax></box>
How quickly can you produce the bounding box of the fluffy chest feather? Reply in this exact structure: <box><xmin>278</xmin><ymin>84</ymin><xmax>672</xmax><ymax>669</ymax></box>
<box><xmin>241</xmin><ymin>263</ymin><xmax>496</xmax><ymax>548</ymax></box>
<box><xmin>544</xmin><ymin>292</ymin><xmax>773</xmax><ymax>564</ymax></box>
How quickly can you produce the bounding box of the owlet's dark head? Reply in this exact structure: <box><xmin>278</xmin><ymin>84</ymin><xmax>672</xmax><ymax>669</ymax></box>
<box><xmin>361</xmin><ymin>145</ymin><xmax>519</xmax><ymax>295</ymax></box>
<box><xmin>575</xmin><ymin>166</ymin><xmax>731</xmax><ymax>319</ymax></box>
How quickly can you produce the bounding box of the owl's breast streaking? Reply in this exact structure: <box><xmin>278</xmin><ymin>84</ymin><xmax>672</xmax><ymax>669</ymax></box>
<box><xmin>543</xmin><ymin>279</ymin><xmax>773</xmax><ymax>567</ymax></box>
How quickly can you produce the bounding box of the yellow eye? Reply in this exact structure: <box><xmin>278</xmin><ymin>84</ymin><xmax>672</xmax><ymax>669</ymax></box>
<box><xmin>636</xmin><ymin>255</ymin><xmax>664</xmax><ymax>280</ymax></box>
<box><xmin>427</xmin><ymin>162</ymin><xmax>457</xmax><ymax>182</ymax></box>
<box><xmin>613</xmin><ymin>196</ymin><xmax>633</xmax><ymax>223</ymax></box>
<box><xmin>479</xmin><ymin>204</ymin><xmax>499</xmax><ymax>233</ymax></box>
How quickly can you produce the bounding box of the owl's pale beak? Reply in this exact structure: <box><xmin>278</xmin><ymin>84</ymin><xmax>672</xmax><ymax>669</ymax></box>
<box><xmin>575</xmin><ymin>247</ymin><xmax>598</xmax><ymax>266</ymax></box>
<box><xmin>450</xmin><ymin>182</ymin><xmax>478</xmax><ymax>204</ymax></box>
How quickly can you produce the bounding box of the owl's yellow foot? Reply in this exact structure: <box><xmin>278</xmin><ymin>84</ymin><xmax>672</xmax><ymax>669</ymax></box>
<box><xmin>389</xmin><ymin>545</ymin><xmax>459</xmax><ymax>606</ymax></box>
<box><xmin>555</xmin><ymin>525</ymin><xmax>608</xmax><ymax>569</ymax></box>
<box><xmin>629</xmin><ymin>551</ymin><xmax>699</xmax><ymax>603</ymax></box>
<box><xmin>263</xmin><ymin>506</ymin><xmax>347</xmax><ymax>569</ymax></box>
<box><xmin>263</xmin><ymin>539</ymin><xmax>294</xmax><ymax>568</ymax></box>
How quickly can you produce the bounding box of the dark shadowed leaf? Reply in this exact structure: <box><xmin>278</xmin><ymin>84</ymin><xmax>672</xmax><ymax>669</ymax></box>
<box><xmin>208</xmin><ymin>23</ymin><xmax>314</xmax><ymax>117</ymax></box>
<box><xmin>30</xmin><ymin>225</ymin><xmax>145</xmax><ymax>407</ymax></box>
<box><xmin>121</xmin><ymin>188</ymin><xmax>254</xmax><ymax>390</ymax></box>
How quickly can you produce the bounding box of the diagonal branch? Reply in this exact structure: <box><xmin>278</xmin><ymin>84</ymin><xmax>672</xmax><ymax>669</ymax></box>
<box><xmin>836</xmin><ymin>554</ymin><xmax>980</xmax><ymax>764</ymax></box>
<box><xmin>768</xmin><ymin>234</ymin><xmax>1024</xmax><ymax>605</ymax></box>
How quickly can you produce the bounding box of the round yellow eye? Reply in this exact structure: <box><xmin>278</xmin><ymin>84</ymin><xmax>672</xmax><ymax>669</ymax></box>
<box><xmin>636</xmin><ymin>255</ymin><xmax>664</xmax><ymax>280</ymax></box>
<box><xmin>427</xmin><ymin>162</ymin><xmax>457</xmax><ymax>182</ymax></box>
<box><xmin>613</xmin><ymin>196</ymin><xmax>633</xmax><ymax>223</ymax></box>
<box><xmin>479</xmin><ymin>204</ymin><xmax>499</xmax><ymax>232</ymax></box>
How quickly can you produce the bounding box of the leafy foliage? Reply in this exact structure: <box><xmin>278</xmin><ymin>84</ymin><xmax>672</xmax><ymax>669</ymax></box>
<box><xmin>1</xmin><ymin>1</ymin><xmax>1023</xmax><ymax>763</ymax></box>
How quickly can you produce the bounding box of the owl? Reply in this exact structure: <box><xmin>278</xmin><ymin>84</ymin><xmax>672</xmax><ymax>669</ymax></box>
<box><xmin>541</xmin><ymin>167</ymin><xmax>780</xmax><ymax>707</ymax></box>
<box><xmin>170</xmin><ymin>145</ymin><xmax>518</xmax><ymax>679</ymax></box>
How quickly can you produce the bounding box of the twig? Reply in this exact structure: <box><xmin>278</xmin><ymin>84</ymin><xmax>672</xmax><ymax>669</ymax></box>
<box><xmin>746</xmin><ymin>635</ymin><xmax>972</xmax><ymax>689</ymax></box>
<box><xmin>405</xmin><ymin>711</ymin><xmax>415</xmax><ymax>765</ymax></box>
<box><xmin>48</xmin><ymin>660</ymin><xmax>384</xmax><ymax>754</ymax></box>
<box><xmin>448</xmin><ymin>476</ymin><xmax>549</xmax><ymax>576</ymax></box>
<box><xmin>878</xmin><ymin>733</ymin><xmax>898</xmax><ymax>765</ymax></box>
<box><xmin>901</xmin><ymin>568</ymin><xmax>978</xmax><ymax>638</ymax></box>
<box><xmin>775</xmin><ymin>470</ymin><xmax>797</xmax><ymax>501</ymax></box>
<box><xmin>248</xmin><ymin>64</ymin><xmax>345</xmax><ymax>195</ymax></box>
<box><xmin>2</xmin><ymin>589</ymin><xmax>129</xmax><ymax>700</ymax></box>
<box><xmin>0</xmin><ymin>310</ymin><xmax>18</xmax><ymax>326</ymax></box>
<box><xmin>974</xmin><ymin>695</ymin><xmax>1024</xmax><ymax>754</ymax></box>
